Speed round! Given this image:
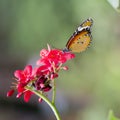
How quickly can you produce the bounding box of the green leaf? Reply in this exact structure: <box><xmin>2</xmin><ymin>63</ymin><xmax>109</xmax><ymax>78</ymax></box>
<box><xmin>108</xmin><ymin>110</ymin><xmax>120</xmax><ymax>120</ymax></box>
<box><xmin>107</xmin><ymin>0</ymin><xmax>120</xmax><ymax>12</ymax></box>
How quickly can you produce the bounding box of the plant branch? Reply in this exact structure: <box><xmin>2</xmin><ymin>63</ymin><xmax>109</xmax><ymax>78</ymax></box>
<box><xmin>26</xmin><ymin>86</ymin><xmax>61</xmax><ymax>120</ymax></box>
<box><xmin>52</xmin><ymin>79</ymin><xmax>56</xmax><ymax>104</ymax></box>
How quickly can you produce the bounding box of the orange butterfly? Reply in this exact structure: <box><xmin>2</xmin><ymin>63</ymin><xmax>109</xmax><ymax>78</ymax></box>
<box><xmin>64</xmin><ymin>18</ymin><xmax>93</xmax><ymax>53</ymax></box>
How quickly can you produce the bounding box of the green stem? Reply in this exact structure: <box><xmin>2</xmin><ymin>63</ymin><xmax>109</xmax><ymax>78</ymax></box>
<box><xmin>52</xmin><ymin>79</ymin><xmax>56</xmax><ymax>104</ymax></box>
<box><xmin>26</xmin><ymin>86</ymin><xmax>61</xmax><ymax>120</ymax></box>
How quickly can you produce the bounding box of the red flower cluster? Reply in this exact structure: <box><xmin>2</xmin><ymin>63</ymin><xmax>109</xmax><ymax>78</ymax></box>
<box><xmin>7</xmin><ymin>45</ymin><xmax>75</xmax><ymax>102</ymax></box>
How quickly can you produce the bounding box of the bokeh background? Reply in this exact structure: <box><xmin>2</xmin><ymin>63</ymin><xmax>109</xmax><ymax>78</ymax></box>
<box><xmin>0</xmin><ymin>0</ymin><xmax>120</xmax><ymax>120</ymax></box>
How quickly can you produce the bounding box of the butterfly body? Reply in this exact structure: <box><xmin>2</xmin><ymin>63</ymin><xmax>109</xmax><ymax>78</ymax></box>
<box><xmin>65</xmin><ymin>18</ymin><xmax>93</xmax><ymax>53</ymax></box>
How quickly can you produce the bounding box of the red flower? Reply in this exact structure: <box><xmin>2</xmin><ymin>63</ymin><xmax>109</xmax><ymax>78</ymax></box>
<box><xmin>37</xmin><ymin>48</ymin><xmax>75</xmax><ymax>66</ymax></box>
<box><xmin>7</xmin><ymin>45</ymin><xmax>75</xmax><ymax>102</ymax></box>
<box><xmin>37</xmin><ymin>45</ymin><xmax>75</xmax><ymax>76</ymax></box>
<box><xmin>7</xmin><ymin>65</ymin><xmax>34</xmax><ymax>102</ymax></box>
<box><xmin>14</xmin><ymin>65</ymin><xmax>33</xmax><ymax>83</ymax></box>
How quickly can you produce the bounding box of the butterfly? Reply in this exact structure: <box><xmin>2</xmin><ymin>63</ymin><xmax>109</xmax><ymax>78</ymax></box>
<box><xmin>64</xmin><ymin>18</ymin><xmax>93</xmax><ymax>53</ymax></box>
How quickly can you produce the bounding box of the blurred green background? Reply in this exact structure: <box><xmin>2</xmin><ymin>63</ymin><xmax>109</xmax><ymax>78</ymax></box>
<box><xmin>0</xmin><ymin>0</ymin><xmax>120</xmax><ymax>120</ymax></box>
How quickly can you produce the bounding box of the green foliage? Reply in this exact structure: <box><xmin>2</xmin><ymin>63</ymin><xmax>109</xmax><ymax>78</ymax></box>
<box><xmin>108</xmin><ymin>110</ymin><xmax>120</xmax><ymax>120</ymax></box>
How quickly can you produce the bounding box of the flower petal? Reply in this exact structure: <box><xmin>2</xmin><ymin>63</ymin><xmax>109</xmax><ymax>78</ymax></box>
<box><xmin>24</xmin><ymin>91</ymin><xmax>32</xmax><ymax>102</ymax></box>
<box><xmin>7</xmin><ymin>89</ymin><xmax>14</xmax><ymax>97</ymax></box>
<box><xmin>14</xmin><ymin>70</ymin><xmax>23</xmax><ymax>79</ymax></box>
<box><xmin>24</xmin><ymin>65</ymin><xmax>32</xmax><ymax>76</ymax></box>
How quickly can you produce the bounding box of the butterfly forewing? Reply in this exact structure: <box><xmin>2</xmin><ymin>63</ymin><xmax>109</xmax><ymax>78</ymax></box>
<box><xmin>80</xmin><ymin>18</ymin><xmax>93</xmax><ymax>28</ymax></box>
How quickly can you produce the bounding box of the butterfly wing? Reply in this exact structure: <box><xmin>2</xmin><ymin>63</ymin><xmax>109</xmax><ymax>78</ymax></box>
<box><xmin>65</xmin><ymin>18</ymin><xmax>93</xmax><ymax>53</ymax></box>
<box><xmin>66</xmin><ymin>28</ymin><xmax>92</xmax><ymax>52</ymax></box>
